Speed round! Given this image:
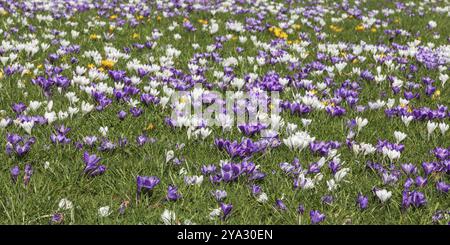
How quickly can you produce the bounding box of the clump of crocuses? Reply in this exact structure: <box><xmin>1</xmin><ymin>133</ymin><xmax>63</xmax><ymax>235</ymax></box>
<box><xmin>10</xmin><ymin>164</ymin><xmax>33</xmax><ymax>186</ymax></box>
<box><xmin>82</xmin><ymin>151</ymin><xmax>106</xmax><ymax>177</ymax></box>
<box><xmin>5</xmin><ymin>133</ymin><xmax>36</xmax><ymax>157</ymax></box>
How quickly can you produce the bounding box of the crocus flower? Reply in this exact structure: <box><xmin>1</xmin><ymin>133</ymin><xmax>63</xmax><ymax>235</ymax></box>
<box><xmin>310</xmin><ymin>210</ymin><xmax>326</xmax><ymax>224</ymax></box>
<box><xmin>357</xmin><ymin>194</ymin><xmax>368</xmax><ymax>210</ymax></box>
<box><xmin>415</xmin><ymin>176</ymin><xmax>428</xmax><ymax>187</ymax></box>
<box><xmin>118</xmin><ymin>201</ymin><xmax>129</xmax><ymax>215</ymax></box>
<box><xmin>136</xmin><ymin>134</ymin><xmax>148</xmax><ymax>146</ymax></box>
<box><xmin>275</xmin><ymin>199</ymin><xmax>287</xmax><ymax>211</ymax></box>
<box><xmin>410</xmin><ymin>191</ymin><xmax>427</xmax><ymax>207</ymax></box>
<box><xmin>321</xmin><ymin>195</ymin><xmax>334</xmax><ymax>205</ymax></box>
<box><xmin>130</xmin><ymin>107</ymin><xmax>143</xmax><ymax>117</ymax></box>
<box><xmin>422</xmin><ymin>162</ymin><xmax>435</xmax><ymax>175</ymax></box>
<box><xmin>10</xmin><ymin>165</ymin><xmax>20</xmax><ymax>183</ymax></box>
<box><xmin>83</xmin><ymin>151</ymin><xmax>101</xmax><ymax>167</ymax></box>
<box><xmin>12</xmin><ymin>102</ymin><xmax>27</xmax><ymax>114</ymax></box>
<box><xmin>220</xmin><ymin>203</ymin><xmax>233</xmax><ymax>220</ymax></box>
<box><xmin>166</xmin><ymin>185</ymin><xmax>182</xmax><ymax>201</ymax></box>
<box><xmin>117</xmin><ymin>110</ymin><xmax>127</xmax><ymax>120</ymax></box>
<box><xmin>212</xmin><ymin>190</ymin><xmax>227</xmax><ymax>202</ymax></box>
<box><xmin>82</xmin><ymin>151</ymin><xmax>106</xmax><ymax>177</ymax></box>
<box><xmin>50</xmin><ymin>213</ymin><xmax>64</xmax><ymax>225</ymax></box>
<box><xmin>23</xmin><ymin>164</ymin><xmax>33</xmax><ymax>186</ymax></box>
<box><xmin>436</xmin><ymin>182</ymin><xmax>449</xmax><ymax>193</ymax></box>
<box><xmin>137</xmin><ymin>176</ymin><xmax>160</xmax><ymax>197</ymax></box>
<box><xmin>375</xmin><ymin>189</ymin><xmax>392</xmax><ymax>203</ymax></box>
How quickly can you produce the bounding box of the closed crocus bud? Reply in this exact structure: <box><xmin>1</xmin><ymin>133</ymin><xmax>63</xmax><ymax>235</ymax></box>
<box><xmin>10</xmin><ymin>165</ymin><xmax>20</xmax><ymax>183</ymax></box>
<box><xmin>23</xmin><ymin>164</ymin><xmax>33</xmax><ymax>186</ymax></box>
<box><xmin>275</xmin><ymin>199</ymin><xmax>287</xmax><ymax>211</ymax></box>
<box><xmin>297</xmin><ymin>204</ymin><xmax>305</xmax><ymax>215</ymax></box>
<box><xmin>117</xmin><ymin>110</ymin><xmax>127</xmax><ymax>120</ymax></box>
<box><xmin>357</xmin><ymin>194</ymin><xmax>368</xmax><ymax>210</ymax></box>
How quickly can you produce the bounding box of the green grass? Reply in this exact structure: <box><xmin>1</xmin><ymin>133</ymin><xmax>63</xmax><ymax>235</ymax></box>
<box><xmin>0</xmin><ymin>0</ymin><xmax>449</xmax><ymax>224</ymax></box>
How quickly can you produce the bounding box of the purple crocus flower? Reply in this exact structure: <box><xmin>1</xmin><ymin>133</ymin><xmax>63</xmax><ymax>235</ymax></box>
<box><xmin>415</xmin><ymin>176</ymin><xmax>428</xmax><ymax>187</ymax></box>
<box><xmin>15</xmin><ymin>143</ymin><xmax>32</xmax><ymax>157</ymax></box>
<box><xmin>220</xmin><ymin>203</ymin><xmax>233</xmax><ymax>220</ymax></box>
<box><xmin>325</xmin><ymin>105</ymin><xmax>346</xmax><ymax>117</ymax></box>
<box><xmin>321</xmin><ymin>195</ymin><xmax>334</xmax><ymax>205</ymax></box>
<box><xmin>130</xmin><ymin>107</ymin><xmax>143</xmax><ymax>117</ymax></box>
<box><xmin>89</xmin><ymin>165</ymin><xmax>107</xmax><ymax>177</ymax></box>
<box><xmin>83</xmin><ymin>151</ymin><xmax>101</xmax><ymax>171</ymax></box>
<box><xmin>50</xmin><ymin>213</ymin><xmax>64</xmax><ymax>225</ymax></box>
<box><xmin>23</xmin><ymin>164</ymin><xmax>33</xmax><ymax>186</ymax></box>
<box><xmin>212</xmin><ymin>190</ymin><xmax>227</xmax><ymax>202</ymax></box>
<box><xmin>136</xmin><ymin>176</ymin><xmax>160</xmax><ymax>197</ymax></box>
<box><xmin>166</xmin><ymin>185</ymin><xmax>182</xmax><ymax>201</ymax></box>
<box><xmin>10</xmin><ymin>165</ymin><xmax>20</xmax><ymax>183</ymax></box>
<box><xmin>297</xmin><ymin>204</ymin><xmax>305</xmax><ymax>215</ymax></box>
<box><xmin>7</xmin><ymin>133</ymin><xmax>22</xmax><ymax>145</ymax></box>
<box><xmin>82</xmin><ymin>151</ymin><xmax>106</xmax><ymax>177</ymax></box>
<box><xmin>357</xmin><ymin>194</ymin><xmax>368</xmax><ymax>210</ymax></box>
<box><xmin>433</xmin><ymin>147</ymin><xmax>449</xmax><ymax>160</ymax></box>
<box><xmin>118</xmin><ymin>201</ymin><xmax>129</xmax><ymax>215</ymax></box>
<box><xmin>12</xmin><ymin>102</ymin><xmax>27</xmax><ymax>114</ymax></box>
<box><xmin>432</xmin><ymin>211</ymin><xmax>445</xmax><ymax>224</ymax></box>
<box><xmin>136</xmin><ymin>134</ymin><xmax>148</xmax><ymax>146</ymax></box>
<box><xmin>410</xmin><ymin>191</ymin><xmax>427</xmax><ymax>207</ymax></box>
<box><xmin>275</xmin><ymin>199</ymin><xmax>287</xmax><ymax>211</ymax></box>
<box><xmin>83</xmin><ymin>136</ymin><xmax>97</xmax><ymax>147</ymax></box>
<box><xmin>422</xmin><ymin>162</ymin><xmax>435</xmax><ymax>175</ymax></box>
<box><xmin>251</xmin><ymin>184</ymin><xmax>262</xmax><ymax>195</ymax></box>
<box><xmin>201</xmin><ymin>165</ymin><xmax>217</xmax><ymax>175</ymax></box>
<box><xmin>310</xmin><ymin>210</ymin><xmax>326</xmax><ymax>224</ymax></box>
<box><xmin>404</xmin><ymin>178</ymin><xmax>414</xmax><ymax>189</ymax></box>
<box><xmin>401</xmin><ymin>163</ymin><xmax>417</xmax><ymax>175</ymax></box>
<box><xmin>117</xmin><ymin>110</ymin><xmax>127</xmax><ymax>120</ymax></box>
<box><xmin>118</xmin><ymin>137</ymin><xmax>128</xmax><ymax>148</ymax></box>
<box><xmin>436</xmin><ymin>182</ymin><xmax>449</xmax><ymax>193</ymax></box>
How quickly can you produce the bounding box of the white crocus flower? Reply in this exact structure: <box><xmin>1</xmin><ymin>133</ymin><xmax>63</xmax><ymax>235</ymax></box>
<box><xmin>283</xmin><ymin>131</ymin><xmax>315</xmax><ymax>151</ymax></box>
<box><xmin>256</xmin><ymin>192</ymin><xmax>268</xmax><ymax>203</ymax></box>
<box><xmin>327</xmin><ymin>179</ymin><xmax>338</xmax><ymax>191</ymax></box>
<box><xmin>438</xmin><ymin>123</ymin><xmax>449</xmax><ymax>135</ymax></box>
<box><xmin>58</xmin><ymin>111</ymin><xmax>69</xmax><ymax>120</ymax></box>
<box><xmin>81</xmin><ymin>101</ymin><xmax>94</xmax><ymax>114</ymax></box>
<box><xmin>161</xmin><ymin>209</ymin><xmax>176</xmax><ymax>225</ymax></box>
<box><xmin>375</xmin><ymin>189</ymin><xmax>392</xmax><ymax>203</ymax></box>
<box><xmin>98</xmin><ymin>206</ymin><xmax>112</xmax><ymax>217</ymax></box>
<box><xmin>355</xmin><ymin>117</ymin><xmax>368</xmax><ymax>132</ymax></box>
<box><xmin>21</xmin><ymin>121</ymin><xmax>34</xmax><ymax>134</ymax></box>
<box><xmin>382</xmin><ymin>147</ymin><xmax>401</xmax><ymax>162</ymax></box>
<box><xmin>166</xmin><ymin>150</ymin><xmax>175</xmax><ymax>163</ymax></box>
<box><xmin>427</xmin><ymin>121</ymin><xmax>438</xmax><ymax>138</ymax></box>
<box><xmin>334</xmin><ymin>168</ymin><xmax>350</xmax><ymax>182</ymax></box>
<box><xmin>401</xmin><ymin>115</ymin><xmax>413</xmax><ymax>127</ymax></box>
<box><xmin>439</xmin><ymin>73</ymin><xmax>448</xmax><ymax>87</ymax></box>
<box><xmin>58</xmin><ymin>198</ymin><xmax>73</xmax><ymax>210</ymax></box>
<box><xmin>45</xmin><ymin>111</ymin><xmax>57</xmax><ymax>124</ymax></box>
<box><xmin>394</xmin><ymin>131</ymin><xmax>407</xmax><ymax>143</ymax></box>
<box><xmin>28</xmin><ymin>101</ymin><xmax>42</xmax><ymax>111</ymax></box>
<box><xmin>209</xmin><ymin>208</ymin><xmax>221</xmax><ymax>220</ymax></box>
<box><xmin>301</xmin><ymin>118</ymin><xmax>312</xmax><ymax>127</ymax></box>
<box><xmin>99</xmin><ymin>126</ymin><xmax>108</xmax><ymax>136</ymax></box>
